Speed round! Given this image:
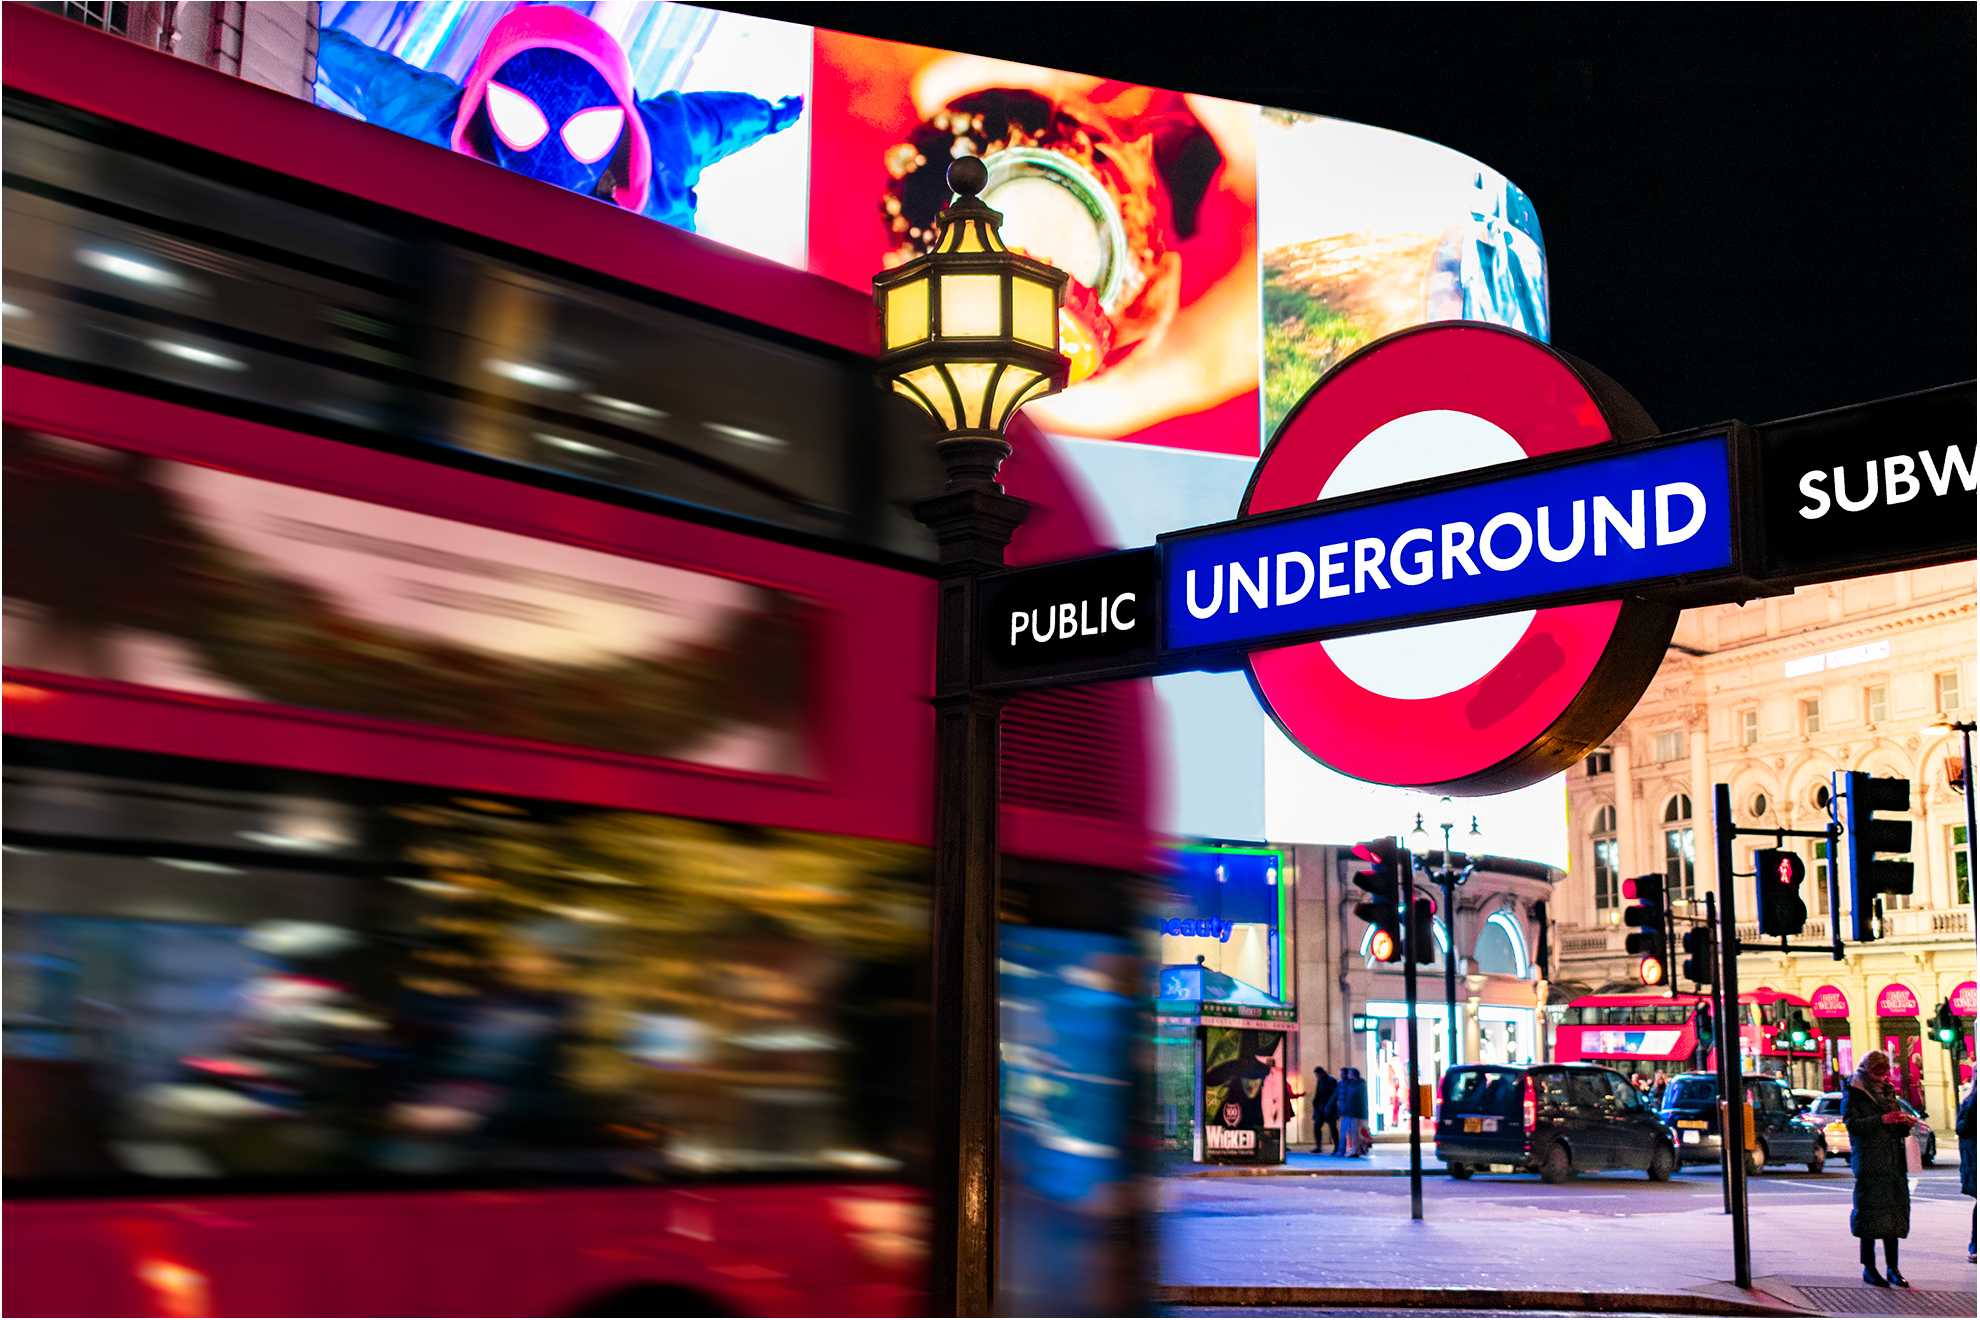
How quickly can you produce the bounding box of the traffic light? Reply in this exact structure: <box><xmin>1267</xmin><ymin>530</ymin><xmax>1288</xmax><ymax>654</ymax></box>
<box><xmin>1695</xmin><ymin>1003</ymin><xmax>1716</xmax><ymax>1053</ymax></box>
<box><xmin>1351</xmin><ymin>838</ymin><xmax>1403</xmax><ymax>964</ymax></box>
<box><xmin>1753</xmin><ymin>849</ymin><xmax>1808</xmax><ymax>936</ymax></box>
<box><xmin>1932</xmin><ymin>1000</ymin><xmax>1958</xmax><ymax>1049</ymax></box>
<box><xmin>1680</xmin><ymin>924</ymin><xmax>1714</xmax><ymax>986</ymax></box>
<box><xmin>1409</xmin><ymin>895</ymin><xmax>1438</xmax><ymax>965</ymax></box>
<box><xmin>1622</xmin><ymin>873</ymin><xmax>1668</xmax><ymax>986</ymax></box>
<box><xmin>1837</xmin><ymin>771</ymin><xmax>1913</xmax><ymax>941</ymax></box>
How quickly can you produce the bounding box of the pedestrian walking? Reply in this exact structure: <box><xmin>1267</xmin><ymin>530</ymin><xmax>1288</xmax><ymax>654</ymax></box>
<box><xmin>1846</xmin><ymin>1049</ymin><xmax>1926</xmax><ymax>1288</ymax></box>
<box><xmin>1310</xmin><ymin>1066</ymin><xmax>1339</xmax><ymax>1156</ymax></box>
<box><xmin>1650</xmin><ymin>1070</ymin><xmax>1669</xmax><ymax>1107</ymax></box>
<box><xmin>1956</xmin><ymin>1076</ymin><xmax>1974</xmax><ymax>1264</ymax></box>
<box><xmin>1338</xmin><ymin>1066</ymin><xmax>1371</xmax><ymax>1157</ymax></box>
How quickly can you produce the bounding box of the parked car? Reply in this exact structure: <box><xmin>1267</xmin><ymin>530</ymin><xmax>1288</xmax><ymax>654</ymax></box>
<box><xmin>1659</xmin><ymin>1072</ymin><xmax>1827</xmax><ymax>1173</ymax></box>
<box><xmin>1436</xmin><ymin>1063</ymin><xmax>1678</xmax><ymax>1183</ymax></box>
<box><xmin>1804</xmin><ymin>1091</ymin><xmax>1937</xmax><ymax>1165</ymax></box>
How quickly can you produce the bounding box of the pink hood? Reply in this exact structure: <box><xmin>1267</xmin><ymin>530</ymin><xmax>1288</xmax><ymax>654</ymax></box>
<box><xmin>449</xmin><ymin>5</ymin><xmax>651</xmax><ymax>213</ymax></box>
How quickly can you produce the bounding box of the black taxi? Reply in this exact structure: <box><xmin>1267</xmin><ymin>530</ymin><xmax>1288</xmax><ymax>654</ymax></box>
<box><xmin>1436</xmin><ymin>1063</ymin><xmax>1678</xmax><ymax>1182</ymax></box>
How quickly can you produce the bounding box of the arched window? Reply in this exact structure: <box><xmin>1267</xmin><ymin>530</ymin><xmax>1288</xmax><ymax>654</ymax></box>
<box><xmin>1591</xmin><ymin>804</ymin><xmax>1620</xmax><ymax>921</ymax></box>
<box><xmin>1663</xmin><ymin>794</ymin><xmax>1695</xmax><ymax>909</ymax></box>
<box><xmin>1475</xmin><ymin>910</ymin><xmax>1529</xmax><ymax>977</ymax></box>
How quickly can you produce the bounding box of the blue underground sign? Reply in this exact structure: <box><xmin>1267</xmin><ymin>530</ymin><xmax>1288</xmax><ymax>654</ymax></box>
<box><xmin>1162</xmin><ymin>434</ymin><xmax>1735</xmax><ymax>654</ymax></box>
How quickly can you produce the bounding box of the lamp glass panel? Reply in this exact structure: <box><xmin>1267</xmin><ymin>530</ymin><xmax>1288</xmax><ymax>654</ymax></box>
<box><xmin>1011</xmin><ymin>277</ymin><xmax>1056</xmax><ymax>349</ymax></box>
<box><xmin>988</xmin><ymin>365</ymin><xmax>1044</xmax><ymax>431</ymax></box>
<box><xmin>950</xmin><ymin>222</ymin><xmax>986</xmax><ymax>254</ymax></box>
<box><xmin>940</xmin><ymin>274</ymin><xmax>1003</xmax><ymax>338</ymax></box>
<box><xmin>902</xmin><ymin>365</ymin><xmax>958</xmax><ymax>429</ymax></box>
<box><xmin>884</xmin><ymin>277</ymin><xmax>929</xmax><ymax>350</ymax></box>
<box><xmin>945</xmin><ymin>362</ymin><xmax>998</xmax><ymax>430</ymax></box>
<box><xmin>891</xmin><ymin>378</ymin><xmax>936</xmax><ymax>421</ymax></box>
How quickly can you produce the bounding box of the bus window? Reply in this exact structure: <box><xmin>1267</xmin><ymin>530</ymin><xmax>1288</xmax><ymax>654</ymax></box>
<box><xmin>1</xmin><ymin>109</ymin><xmax>940</xmax><ymax>560</ymax></box>
<box><xmin>3</xmin><ymin>754</ymin><xmax>928</xmax><ymax>1188</ymax></box>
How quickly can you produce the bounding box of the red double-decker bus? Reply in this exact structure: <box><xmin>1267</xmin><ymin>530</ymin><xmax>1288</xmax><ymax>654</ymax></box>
<box><xmin>1553</xmin><ymin>990</ymin><xmax>1823</xmax><ymax>1089</ymax></box>
<box><xmin>3</xmin><ymin>10</ymin><xmax>1154</xmax><ymax>1316</ymax></box>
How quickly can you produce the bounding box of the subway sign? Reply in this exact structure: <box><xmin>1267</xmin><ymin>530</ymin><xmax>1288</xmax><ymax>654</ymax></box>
<box><xmin>974</xmin><ymin>324</ymin><xmax>1972</xmax><ymax>794</ymax></box>
<box><xmin>1161</xmin><ymin>433</ymin><xmax>1736</xmax><ymax>655</ymax></box>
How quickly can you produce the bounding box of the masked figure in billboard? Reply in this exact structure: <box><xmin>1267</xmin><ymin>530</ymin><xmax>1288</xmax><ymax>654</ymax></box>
<box><xmin>316</xmin><ymin>5</ymin><xmax>801</xmax><ymax>231</ymax></box>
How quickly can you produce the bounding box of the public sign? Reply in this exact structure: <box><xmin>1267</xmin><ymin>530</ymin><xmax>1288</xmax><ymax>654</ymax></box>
<box><xmin>973</xmin><ymin>323</ymin><xmax>1975</xmax><ymax>796</ymax></box>
<box><xmin>979</xmin><ymin>548</ymin><xmax>1159</xmax><ymax>690</ymax></box>
<box><xmin>1954</xmin><ymin>981</ymin><xmax>1977</xmax><ymax>1017</ymax></box>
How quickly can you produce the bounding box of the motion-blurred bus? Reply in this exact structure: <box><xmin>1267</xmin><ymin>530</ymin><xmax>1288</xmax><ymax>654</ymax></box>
<box><xmin>1553</xmin><ymin>990</ymin><xmax>1822</xmax><ymax>1090</ymax></box>
<box><xmin>3</xmin><ymin>11</ymin><xmax>1155</xmax><ymax>1315</ymax></box>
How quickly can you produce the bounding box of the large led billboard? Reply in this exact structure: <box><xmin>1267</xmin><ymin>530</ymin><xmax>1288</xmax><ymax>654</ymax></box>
<box><xmin>311</xmin><ymin>1</ymin><xmax>1566</xmax><ymax>867</ymax></box>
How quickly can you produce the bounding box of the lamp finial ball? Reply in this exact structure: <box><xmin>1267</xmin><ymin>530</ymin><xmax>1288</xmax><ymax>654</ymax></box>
<box><xmin>947</xmin><ymin>155</ymin><xmax>988</xmax><ymax>199</ymax></box>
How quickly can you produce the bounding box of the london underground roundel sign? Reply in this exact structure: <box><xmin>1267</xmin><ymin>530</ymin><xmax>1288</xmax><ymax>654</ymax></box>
<box><xmin>1242</xmin><ymin>323</ymin><xmax>1679</xmax><ymax>795</ymax></box>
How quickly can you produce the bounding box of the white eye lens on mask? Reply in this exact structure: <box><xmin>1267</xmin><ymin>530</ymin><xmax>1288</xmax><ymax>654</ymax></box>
<box><xmin>486</xmin><ymin>81</ymin><xmax>549</xmax><ymax>151</ymax></box>
<box><xmin>561</xmin><ymin>106</ymin><xmax>625</xmax><ymax>165</ymax></box>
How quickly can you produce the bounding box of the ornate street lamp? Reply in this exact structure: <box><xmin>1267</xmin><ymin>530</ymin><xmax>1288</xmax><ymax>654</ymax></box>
<box><xmin>875</xmin><ymin>155</ymin><xmax>1071</xmax><ymax>489</ymax></box>
<box><xmin>1413</xmin><ymin>802</ymin><xmax>1485</xmax><ymax>1074</ymax></box>
<box><xmin>872</xmin><ymin>155</ymin><xmax>1070</xmax><ymax>1319</ymax></box>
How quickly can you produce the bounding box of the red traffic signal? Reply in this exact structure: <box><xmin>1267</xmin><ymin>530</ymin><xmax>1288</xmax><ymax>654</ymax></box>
<box><xmin>1753</xmin><ymin>848</ymin><xmax>1808</xmax><ymax>937</ymax></box>
<box><xmin>1352</xmin><ymin>838</ymin><xmax>1403</xmax><ymax>964</ymax></box>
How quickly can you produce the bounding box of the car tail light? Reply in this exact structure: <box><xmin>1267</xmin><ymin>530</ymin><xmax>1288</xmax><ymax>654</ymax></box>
<box><xmin>1522</xmin><ymin>1076</ymin><xmax>1538</xmax><ymax>1133</ymax></box>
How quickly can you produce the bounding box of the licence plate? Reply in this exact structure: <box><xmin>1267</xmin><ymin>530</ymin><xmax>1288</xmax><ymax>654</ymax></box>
<box><xmin>1464</xmin><ymin>1117</ymin><xmax>1482</xmax><ymax>1133</ymax></box>
<box><xmin>1683</xmin><ymin>1130</ymin><xmax>1701</xmax><ymax>1144</ymax></box>
<box><xmin>1677</xmin><ymin>1120</ymin><xmax>1707</xmax><ymax>1129</ymax></box>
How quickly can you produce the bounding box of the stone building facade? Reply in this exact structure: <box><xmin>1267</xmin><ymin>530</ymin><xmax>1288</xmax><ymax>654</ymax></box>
<box><xmin>1556</xmin><ymin>563</ymin><xmax>1976</xmax><ymax>1129</ymax></box>
<box><xmin>1286</xmin><ymin>842</ymin><xmax>1556</xmax><ymax>1147</ymax></box>
<box><xmin>33</xmin><ymin>2</ymin><xmax>319</xmax><ymax>96</ymax></box>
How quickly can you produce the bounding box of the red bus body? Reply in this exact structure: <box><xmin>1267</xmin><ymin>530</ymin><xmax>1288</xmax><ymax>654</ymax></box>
<box><xmin>2</xmin><ymin>10</ymin><xmax>1154</xmax><ymax>1316</ymax></box>
<box><xmin>1554</xmin><ymin>991</ymin><xmax>1824</xmax><ymax>1085</ymax></box>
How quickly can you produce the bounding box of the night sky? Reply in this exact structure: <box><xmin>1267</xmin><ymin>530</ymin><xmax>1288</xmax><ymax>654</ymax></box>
<box><xmin>718</xmin><ymin>3</ymin><xmax>1975</xmax><ymax>435</ymax></box>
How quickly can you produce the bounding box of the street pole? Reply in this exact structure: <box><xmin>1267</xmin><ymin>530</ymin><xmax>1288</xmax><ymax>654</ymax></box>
<box><xmin>916</xmin><ymin>472</ymin><xmax>1029</xmax><ymax>1317</ymax></box>
<box><xmin>1712</xmin><ymin>783</ymin><xmax>1752</xmax><ymax>1289</ymax></box>
<box><xmin>1403</xmin><ymin>844</ymin><xmax>1424</xmax><ymax>1221</ymax></box>
<box><xmin>1707</xmin><ymin>892</ymin><xmax>1728</xmax><ymax>1216</ymax></box>
<box><xmin>1441</xmin><ymin>865</ymin><xmax>1459</xmax><ymax>1075</ymax></box>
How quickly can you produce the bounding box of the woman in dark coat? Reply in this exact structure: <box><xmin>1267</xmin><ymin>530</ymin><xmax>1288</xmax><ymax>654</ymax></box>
<box><xmin>1957</xmin><ymin>1078</ymin><xmax>1974</xmax><ymax>1264</ymax></box>
<box><xmin>1845</xmin><ymin>1049</ymin><xmax>1927</xmax><ymax>1287</ymax></box>
<box><xmin>1337</xmin><ymin>1067</ymin><xmax>1371</xmax><ymax>1156</ymax></box>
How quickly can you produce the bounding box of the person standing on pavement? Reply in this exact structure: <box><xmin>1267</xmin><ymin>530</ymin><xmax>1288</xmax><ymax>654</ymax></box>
<box><xmin>1338</xmin><ymin>1066</ymin><xmax>1370</xmax><ymax>1156</ymax></box>
<box><xmin>1846</xmin><ymin>1049</ymin><xmax>1925</xmax><ymax>1288</ymax></box>
<box><xmin>1957</xmin><ymin>1076</ymin><xmax>1974</xmax><ymax>1264</ymax></box>
<box><xmin>1650</xmin><ymin>1070</ymin><xmax>1669</xmax><ymax>1107</ymax></box>
<box><xmin>1310</xmin><ymin>1066</ymin><xmax>1339</xmax><ymax>1155</ymax></box>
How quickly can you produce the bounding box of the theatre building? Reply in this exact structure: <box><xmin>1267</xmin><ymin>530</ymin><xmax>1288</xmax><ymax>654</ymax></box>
<box><xmin>1557</xmin><ymin>563</ymin><xmax>1976</xmax><ymax>1127</ymax></box>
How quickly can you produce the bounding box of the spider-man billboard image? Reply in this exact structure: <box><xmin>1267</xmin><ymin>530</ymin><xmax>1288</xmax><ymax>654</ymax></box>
<box><xmin>314</xmin><ymin>2</ymin><xmax>810</xmax><ymax>263</ymax></box>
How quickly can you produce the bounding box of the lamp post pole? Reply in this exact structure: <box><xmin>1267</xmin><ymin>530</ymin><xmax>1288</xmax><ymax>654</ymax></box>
<box><xmin>873</xmin><ymin>156</ymin><xmax>1071</xmax><ymax>1318</ymax></box>
<box><xmin>1413</xmin><ymin>808</ymin><xmax>1480</xmax><ymax>1076</ymax></box>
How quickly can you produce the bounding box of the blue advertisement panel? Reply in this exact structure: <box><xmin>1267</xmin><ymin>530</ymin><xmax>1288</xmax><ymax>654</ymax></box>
<box><xmin>1163</xmin><ymin>434</ymin><xmax>1734</xmax><ymax>652</ymax></box>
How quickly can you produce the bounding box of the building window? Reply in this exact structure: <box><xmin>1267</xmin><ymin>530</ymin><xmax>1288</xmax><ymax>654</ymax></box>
<box><xmin>1585</xmin><ymin>749</ymin><xmax>1612</xmax><ymax>776</ymax></box>
<box><xmin>1800</xmin><ymin>698</ymin><xmax>1822</xmax><ymax>735</ymax></box>
<box><xmin>1663</xmin><ymin>795</ymin><xmax>1694</xmax><ymax>910</ymax></box>
<box><xmin>1812</xmin><ymin>839</ymin><xmax>1830</xmax><ymax>915</ymax></box>
<box><xmin>1864</xmin><ymin>685</ymin><xmax>1889</xmax><ymax>724</ymax></box>
<box><xmin>1740</xmin><ymin>709</ymin><xmax>1759</xmax><ymax>745</ymax></box>
<box><xmin>1653</xmin><ymin>730</ymin><xmax>1686</xmax><ymax>763</ymax></box>
<box><xmin>1592</xmin><ymin>805</ymin><xmax>1619</xmax><ymax>919</ymax></box>
<box><xmin>1811</xmin><ymin>782</ymin><xmax>1832</xmax><ymax>811</ymax></box>
<box><xmin>1936</xmin><ymin>669</ymin><xmax>1962</xmax><ymax>713</ymax></box>
<box><xmin>1952</xmin><ymin>825</ymin><xmax>1969</xmax><ymax>907</ymax></box>
<box><xmin>1663</xmin><ymin>794</ymin><xmax>1695</xmax><ymax>908</ymax></box>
